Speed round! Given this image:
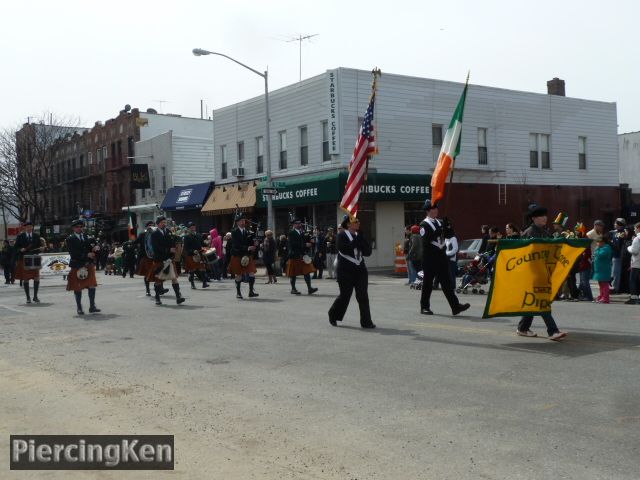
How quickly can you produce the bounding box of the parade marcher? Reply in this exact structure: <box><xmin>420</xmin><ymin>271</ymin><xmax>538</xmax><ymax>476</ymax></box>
<box><xmin>444</xmin><ymin>220</ymin><xmax>459</xmax><ymax>287</ymax></box>
<box><xmin>516</xmin><ymin>204</ymin><xmax>567</xmax><ymax>340</ymax></box>
<box><xmin>325</xmin><ymin>227</ymin><xmax>337</xmax><ymax>279</ymax></box>
<box><xmin>121</xmin><ymin>239</ymin><xmax>137</xmax><ymax>278</ymax></box>
<box><xmin>419</xmin><ymin>201</ymin><xmax>470</xmax><ymax>316</ymax></box>
<box><xmin>1</xmin><ymin>239</ymin><xmax>16</xmax><ymax>284</ymax></box>
<box><xmin>626</xmin><ymin>222</ymin><xmax>640</xmax><ymax>305</ymax></box>
<box><xmin>312</xmin><ymin>227</ymin><xmax>326</xmax><ymax>279</ymax></box>
<box><xmin>148</xmin><ymin>216</ymin><xmax>185</xmax><ymax>305</ymax></box>
<box><xmin>14</xmin><ymin>221</ymin><xmax>43</xmax><ymax>304</ymax></box>
<box><xmin>610</xmin><ymin>218</ymin><xmax>627</xmax><ymax>293</ymax></box>
<box><xmin>328</xmin><ymin>215</ymin><xmax>375</xmax><ymax>328</ymax></box>
<box><xmin>65</xmin><ymin>219</ymin><xmax>101</xmax><ymax>315</ymax></box>
<box><xmin>113</xmin><ymin>243</ymin><xmax>124</xmax><ymax>275</ymax></box>
<box><xmin>286</xmin><ymin>218</ymin><xmax>318</xmax><ymax>295</ymax></box>
<box><xmin>229</xmin><ymin>213</ymin><xmax>259</xmax><ymax>299</ymax></box>
<box><xmin>262</xmin><ymin>230</ymin><xmax>277</xmax><ymax>284</ymax></box>
<box><xmin>183</xmin><ymin>222</ymin><xmax>209</xmax><ymax>290</ymax></box>
<box><xmin>135</xmin><ymin>221</ymin><xmax>156</xmax><ymax>296</ymax></box>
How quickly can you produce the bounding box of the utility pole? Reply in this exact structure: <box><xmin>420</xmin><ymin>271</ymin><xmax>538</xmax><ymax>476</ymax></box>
<box><xmin>286</xmin><ymin>34</ymin><xmax>319</xmax><ymax>82</ymax></box>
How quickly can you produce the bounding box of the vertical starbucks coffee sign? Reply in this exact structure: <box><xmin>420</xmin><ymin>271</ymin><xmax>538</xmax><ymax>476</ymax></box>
<box><xmin>327</xmin><ymin>70</ymin><xmax>340</xmax><ymax>154</ymax></box>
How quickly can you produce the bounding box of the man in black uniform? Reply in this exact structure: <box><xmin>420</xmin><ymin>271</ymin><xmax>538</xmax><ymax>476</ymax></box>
<box><xmin>183</xmin><ymin>221</ymin><xmax>209</xmax><ymax>290</ymax></box>
<box><xmin>328</xmin><ymin>215</ymin><xmax>375</xmax><ymax>328</ymax></box>
<box><xmin>419</xmin><ymin>200</ymin><xmax>470</xmax><ymax>316</ymax></box>
<box><xmin>148</xmin><ymin>216</ymin><xmax>185</xmax><ymax>305</ymax></box>
<box><xmin>14</xmin><ymin>221</ymin><xmax>43</xmax><ymax>304</ymax></box>
<box><xmin>286</xmin><ymin>219</ymin><xmax>318</xmax><ymax>295</ymax></box>
<box><xmin>121</xmin><ymin>239</ymin><xmax>137</xmax><ymax>279</ymax></box>
<box><xmin>228</xmin><ymin>213</ymin><xmax>259</xmax><ymax>299</ymax></box>
<box><xmin>65</xmin><ymin>219</ymin><xmax>101</xmax><ymax>315</ymax></box>
<box><xmin>134</xmin><ymin>221</ymin><xmax>156</xmax><ymax>296</ymax></box>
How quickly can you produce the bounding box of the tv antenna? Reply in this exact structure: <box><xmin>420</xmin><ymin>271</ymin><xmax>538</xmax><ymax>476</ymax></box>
<box><xmin>152</xmin><ymin>99</ymin><xmax>171</xmax><ymax>113</ymax></box>
<box><xmin>286</xmin><ymin>33</ymin><xmax>319</xmax><ymax>82</ymax></box>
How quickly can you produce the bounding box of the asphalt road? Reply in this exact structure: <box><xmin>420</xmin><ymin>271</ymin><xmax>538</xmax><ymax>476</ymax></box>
<box><xmin>1</xmin><ymin>272</ymin><xmax>639</xmax><ymax>479</ymax></box>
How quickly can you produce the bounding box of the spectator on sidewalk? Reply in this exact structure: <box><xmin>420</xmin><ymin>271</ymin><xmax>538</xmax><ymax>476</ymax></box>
<box><xmin>592</xmin><ymin>233</ymin><xmax>613</xmax><ymax>304</ymax></box>
<box><xmin>626</xmin><ymin>222</ymin><xmax>640</xmax><ymax>305</ymax></box>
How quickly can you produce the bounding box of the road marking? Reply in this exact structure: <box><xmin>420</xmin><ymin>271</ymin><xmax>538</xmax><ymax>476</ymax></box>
<box><xmin>0</xmin><ymin>304</ymin><xmax>30</xmax><ymax>314</ymax></box>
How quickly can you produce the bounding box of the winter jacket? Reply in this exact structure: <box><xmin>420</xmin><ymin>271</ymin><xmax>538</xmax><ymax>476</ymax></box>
<box><xmin>628</xmin><ymin>235</ymin><xmax>640</xmax><ymax>270</ymax></box>
<box><xmin>592</xmin><ymin>243</ymin><xmax>612</xmax><ymax>282</ymax></box>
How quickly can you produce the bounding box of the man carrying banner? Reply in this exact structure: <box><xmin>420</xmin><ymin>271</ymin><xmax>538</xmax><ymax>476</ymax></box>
<box><xmin>419</xmin><ymin>200</ymin><xmax>470</xmax><ymax>316</ymax></box>
<box><xmin>516</xmin><ymin>204</ymin><xmax>567</xmax><ymax>340</ymax></box>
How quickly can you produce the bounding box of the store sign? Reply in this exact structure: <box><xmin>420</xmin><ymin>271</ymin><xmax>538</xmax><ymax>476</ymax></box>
<box><xmin>256</xmin><ymin>173</ymin><xmax>432</xmax><ymax>207</ymax></box>
<box><xmin>176</xmin><ymin>189</ymin><xmax>193</xmax><ymax>204</ymax></box>
<box><xmin>327</xmin><ymin>70</ymin><xmax>341</xmax><ymax>154</ymax></box>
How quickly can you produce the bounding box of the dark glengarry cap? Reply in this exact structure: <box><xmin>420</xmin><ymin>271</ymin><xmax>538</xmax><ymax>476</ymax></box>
<box><xmin>186</xmin><ymin>221</ymin><xmax>196</xmax><ymax>228</ymax></box>
<box><xmin>71</xmin><ymin>219</ymin><xmax>85</xmax><ymax>227</ymax></box>
<box><xmin>156</xmin><ymin>215</ymin><xmax>166</xmax><ymax>225</ymax></box>
<box><xmin>145</xmin><ymin>221</ymin><xmax>155</xmax><ymax>227</ymax></box>
<box><xmin>22</xmin><ymin>220</ymin><xmax>33</xmax><ymax>226</ymax></box>
<box><xmin>292</xmin><ymin>217</ymin><xmax>302</xmax><ymax>224</ymax></box>
<box><xmin>234</xmin><ymin>212</ymin><xmax>245</xmax><ymax>222</ymax></box>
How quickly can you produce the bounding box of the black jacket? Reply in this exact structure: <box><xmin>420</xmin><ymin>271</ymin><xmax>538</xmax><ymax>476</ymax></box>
<box><xmin>336</xmin><ymin>230</ymin><xmax>371</xmax><ymax>271</ymax></box>
<box><xmin>288</xmin><ymin>229</ymin><xmax>307</xmax><ymax>259</ymax></box>
<box><xmin>14</xmin><ymin>232</ymin><xmax>41</xmax><ymax>260</ymax></box>
<box><xmin>150</xmin><ymin>228</ymin><xmax>174</xmax><ymax>261</ymax></box>
<box><xmin>183</xmin><ymin>233</ymin><xmax>204</xmax><ymax>254</ymax></box>
<box><xmin>231</xmin><ymin>228</ymin><xmax>252</xmax><ymax>257</ymax></box>
<box><xmin>325</xmin><ymin>233</ymin><xmax>337</xmax><ymax>255</ymax></box>
<box><xmin>65</xmin><ymin>233</ymin><xmax>95</xmax><ymax>269</ymax></box>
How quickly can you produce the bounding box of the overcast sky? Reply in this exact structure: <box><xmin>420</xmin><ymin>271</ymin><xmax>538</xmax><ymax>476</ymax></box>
<box><xmin>2</xmin><ymin>0</ymin><xmax>638</xmax><ymax>133</ymax></box>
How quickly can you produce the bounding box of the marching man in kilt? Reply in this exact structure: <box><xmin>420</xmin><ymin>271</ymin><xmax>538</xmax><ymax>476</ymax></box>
<box><xmin>229</xmin><ymin>213</ymin><xmax>259</xmax><ymax>299</ymax></box>
<box><xmin>183</xmin><ymin>221</ymin><xmax>209</xmax><ymax>290</ymax></box>
<box><xmin>14</xmin><ymin>220</ymin><xmax>43</xmax><ymax>304</ymax></box>
<box><xmin>66</xmin><ymin>219</ymin><xmax>101</xmax><ymax>315</ymax></box>
<box><xmin>286</xmin><ymin>218</ymin><xmax>318</xmax><ymax>295</ymax></box>
<box><xmin>147</xmin><ymin>216</ymin><xmax>185</xmax><ymax>306</ymax></box>
<box><xmin>134</xmin><ymin>221</ymin><xmax>156</xmax><ymax>296</ymax></box>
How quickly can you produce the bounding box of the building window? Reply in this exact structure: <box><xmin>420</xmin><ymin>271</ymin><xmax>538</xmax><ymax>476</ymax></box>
<box><xmin>478</xmin><ymin>128</ymin><xmax>488</xmax><ymax>165</ymax></box>
<box><xmin>530</xmin><ymin>133</ymin><xmax>551</xmax><ymax>169</ymax></box>
<box><xmin>127</xmin><ymin>136</ymin><xmax>135</xmax><ymax>158</ymax></box>
<box><xmin>161</xmin><ymin>166</ymin><xmax>167</xmax><ymax>194</ymax></box>
<box><xmin>117</xmin><ymin>140</ymin><xmax>122</xmax><ymax>163</ymax></box>
<box><xmin>578</xmin><ymin>136</ymin><xmax>587</xmax><ymax>170</ymax></box>
<box><xmin>321</xmin><ymin>121</ymin><xmax>330</xmax><ymax>162</ymax></box>
<box><xmin>102</xmin><ymin>146</ymin><xmax>107</xmax><ymax>160</ymax></box>
<box><xmin>300</xmin><ymin>126</ymin><xmax>308</xmax><ymax>166</ymax></box>
<box><xmin>256</xmin><ymin>137</ymin><xmax>264</xmax><ymax>174</ymax></box>
<box><xmin>88</xmin><ymin>151</ymin><xmax>93</xmax><ymax>165</ymax></box>
<box><xmin>432</xmin><ymin>125</ymin><xmax>443</xmax><ymax>163</ymax></box>
<box><xmin>220</xmin><ymin>145</ymin><xmax>227</xmax><ymax>179</ymax></box>
<box><xmin>279</xmin><ymin>131</ymin><xmax>287</xmax><ymax>170</ymax></box>
<box><xmin>150</xmin><ymin>169</ymin><xmax>156</xmax><ymax>193</ymax></box>
<box><xmin>237</xmin><ymin>141</ymin><xmax>244</xmax><ymax>169</ymax></box>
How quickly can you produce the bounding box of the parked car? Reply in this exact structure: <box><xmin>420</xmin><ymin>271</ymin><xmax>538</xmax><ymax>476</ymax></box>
<box><xmin>457</xmin><ymin>238</ymin><xmax>482</xmax><ymax>269</ymax></box>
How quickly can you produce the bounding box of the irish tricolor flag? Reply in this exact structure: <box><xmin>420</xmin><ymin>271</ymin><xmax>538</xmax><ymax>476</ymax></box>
<box><xmin>127</xmin><ymin>207</ymin><xmax>136</xmax><ymax>240</ymax></box>
<box><xmin>430</xmin><ymin>75</ymin><xmax>469</xmax><ymax>205</ymax></box>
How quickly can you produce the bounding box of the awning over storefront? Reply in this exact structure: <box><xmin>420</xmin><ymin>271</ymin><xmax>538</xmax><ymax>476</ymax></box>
<box><xmin>202</xmin><ymin>182</ymin><xmax>256</xmax><ymax>216</ymax></box>
<box><xmin>160</xmin><ymin>182</ymin><xmax>214</xmax><ymax>211</ymax></box>
<box><xmin>256</xmin><ymin>171</ymin><xmax>432</xmax><ymax>207</ymax></box>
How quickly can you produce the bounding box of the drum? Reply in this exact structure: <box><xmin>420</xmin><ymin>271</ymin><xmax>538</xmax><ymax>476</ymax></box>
<box><xmin>24</xmin><ymin>255</ymin><xmax>42</xmax><ymax>270</ymax></box>
<box><xmin>203</xmin><ymin>248</ymin><xmax>217</xmax><ymax>264</ymax></box>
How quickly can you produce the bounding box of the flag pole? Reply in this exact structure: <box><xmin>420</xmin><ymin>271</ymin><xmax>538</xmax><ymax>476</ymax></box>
<box><xmin>359</xmin><ymin>67</ymin><xmax>381</xmax><ymax>219</ymax></box>
<box><xmin>443</xmin><ymin>71</ymin><xmax>470</xmax><ymax>216</ymax></box>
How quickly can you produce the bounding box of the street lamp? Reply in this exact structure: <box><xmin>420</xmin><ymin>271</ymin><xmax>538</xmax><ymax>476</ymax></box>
<box><xmin>192</xmin><ymin>48</ymin><xmax>274</xmax><ymax>233</ymax></box>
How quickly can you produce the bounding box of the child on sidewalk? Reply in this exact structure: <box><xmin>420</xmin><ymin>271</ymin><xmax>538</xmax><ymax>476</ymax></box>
<box><xmin>592</xmin><ymin>233</ymin><xmax>613</xmax><ymax>303</ymax></box>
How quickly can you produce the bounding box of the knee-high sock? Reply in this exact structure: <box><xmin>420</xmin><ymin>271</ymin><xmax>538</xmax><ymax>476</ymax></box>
<box><xmin>304</xmin><ymin>274</ymin><xmax>312</xmax><ymax>289</ymax></box>
<box><xmin>172</xmin><ymin>283</ymin><xmax>182</xmax><ymax>298</ymax></box>
<box><xmin>249</xmin><ymin>276</ymin><xmax>255</xmax><ymax>292</ymax></box>
<box><xmin>33</xmin><ymin>280</ymin><xmax>40</xmax><ymax>298</ymax></box>
<box><xmin>88</xmin><ymin>288</ymin><xmax>96</xmax><ymax>307</ymax></box>
<box><xmin>74</xmin><ymin>291</ymin><xmax>82</xmax><ymax>309</ymax></box>
<box><xmin>23</xmin><ymin>280</ymin><xmax>30</xmax><ymax>299</ymax></box>
<box><xmin>144</xmin><ymin>280</ymin><xmax>150</xmax><ymax>293</ymax></box>
<box><xmin>290</xmin><ymin>277</ymin><xmax>296</xmax><ymax>290</ymax></box>
<box><xmin>235</xmin><ymin>280</ymin><xmax>242</xmax><ymax>294</ymax></box>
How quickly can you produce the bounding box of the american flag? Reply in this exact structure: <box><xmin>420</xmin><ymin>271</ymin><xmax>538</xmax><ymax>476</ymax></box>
<box><xmin>340</xmin><ymin>95</ymin><xmax>377</xmax><ymax>217</ymax></box>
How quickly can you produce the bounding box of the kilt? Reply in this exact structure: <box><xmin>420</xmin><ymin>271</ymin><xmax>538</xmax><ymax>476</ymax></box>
<box><xmin>184</xmin><ymin>255</ymin><xmax>205</xmax><ymax>272</ymax></box>
<box><xmin>145</xmin><ymin>260</ymin><xmax>179</xmax><ymax>283</ymax></box>
<box><xmin>14</xmin><ymin>259</ymin><xmax>40</xmax><ymax>281</ymax></box>
<box><xmin>136</xmin><ymin>256</ymin><xmax>154</xmax><ymax>277</ymax></box>
<box><xmin>66</xmin><ymin>265</ymin><xmax>98</xmax><ymax>291</ymax></box>
<box><xmin>287</xmin><ymin>258</ymin><xmax>316</xmax><ymax>277</ymax></box>
<box><xmin>229</xmin><ymin>255</ymin><xmax>257</xmax><ymax>276</ymax></box>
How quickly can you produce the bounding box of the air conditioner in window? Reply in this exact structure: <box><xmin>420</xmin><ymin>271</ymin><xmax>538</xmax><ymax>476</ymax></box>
<box><xmin>232</xmin><ymin>167</ymin><xmax>245</xmax><ymax>177</ymax></box>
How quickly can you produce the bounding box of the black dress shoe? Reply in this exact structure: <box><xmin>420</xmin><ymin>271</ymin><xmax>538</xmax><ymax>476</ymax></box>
<box><xmin>160</xmin><ymin>288</ymin><xmax>170</xmax><ymax>295</ymax></box>
<box><xmin>236</xmin><ymin>292</ymin><xmax>243</xmax><ymax>299</ymax></box>
<box><xmin>33</xmin><ymin>297</ymin><xmax>40</xmax><ymax>303</ymax></box>
<box><xmin>89</xmin><ymin>306</ymin><xmax>101</xmax><ymax>313</ymax></box>
<box><xmin>291</xmin><ymin>289</ymin><xmax>301</xmax><ymax>295</ymax></box>
<box><xmin>329</xmin><ymin>318</ymin><xmax>337</xmax><ymax>327</ymax></box>
<box><xmin>308</xmin><ymin>287</ymin><xmax>318</xmax><ymax>295</ymax></box>
<box><xmin>77</xmin><ymin>309</ymin><xmax>85</xmax><ymax>315</ymax></box>
<box><xmin>361</xmin><ymin>323</ymin><xmax>376</xmax><ymax>329</ymax></box>
<box><xmin>176</xmin><ymin>297</ymin><xmax>186</xmax><ymax>305</ymax></box>
<box><xmin>452</xmin><ymin>303</ymin><xmax>470</xmax><ymax>315</ymax></box>
<box><xmin>248</xmin><ymin>291</ymin><xmax>259</xmax><ymax>298</ymax></box>
<box><xmin>26</xmin><ymin>298</ymin><xmax>31</xmax><ymax>304</ymax></box>
<box><xmin>146</xmin><ymin>292</ymin><xmax>151</xmax><ymax>296</ymax></box>
<box><xmin>420</xmin><ymin>308</ymin><xmax>433</xmax><ymax>315</ymax></box>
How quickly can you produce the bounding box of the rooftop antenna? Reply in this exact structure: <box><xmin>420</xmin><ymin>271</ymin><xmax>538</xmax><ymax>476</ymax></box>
<box><xmin>152</xmin><ymin>99</ymin><xmax>171</xmax><ymax>114</ymax></box>
<box><xmin>286</xmin><ymin>33</ymin><xmax>319</xmax><ymax>82</ymax></box>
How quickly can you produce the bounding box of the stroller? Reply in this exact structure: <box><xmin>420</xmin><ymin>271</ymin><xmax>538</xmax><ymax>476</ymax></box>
<box><xmin>456</xmin><ymin>252</ymin><xmax>495</xmax><ymax>294</ymax></box>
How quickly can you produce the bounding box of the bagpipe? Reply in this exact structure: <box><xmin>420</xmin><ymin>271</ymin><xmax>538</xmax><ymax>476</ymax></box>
<box><xmin>288</xmin><ymin>211</ymin><xmax>315</xmax><ymax>264</ymax></box>
<box><xmin>77</xmin><ymin>236</ymin><xmax>100</xmax><ymax>280</ymax></box>
<box><xmin>234</xmin><ymin>204</ymin><xmax>264</xmax><ymax>264</ymax></box>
